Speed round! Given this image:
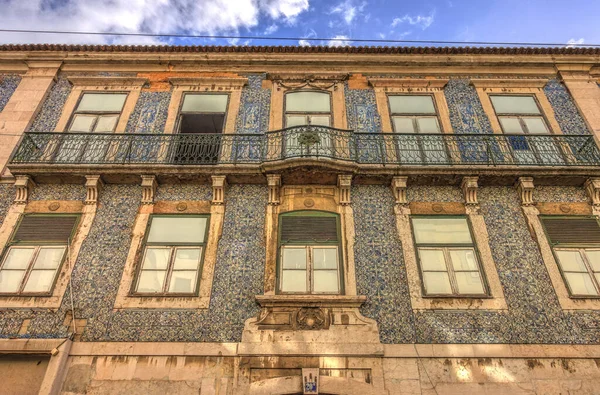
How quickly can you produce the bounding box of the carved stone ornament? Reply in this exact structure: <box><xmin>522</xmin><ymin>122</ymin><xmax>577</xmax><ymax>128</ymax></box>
<box><xmin>14</xmin><ymin>175</ymin><xmax>35</xmax><ymax>204</ymax></box>
<box><xmin>585</xmin><ymin>178</ymin><xmax>600</xmax><ymax>206</ymax></box>
<box><xmin>176</xmin><ymin>202</ymin><xmax>188</xmax><ymax>212</ymax></box>
<box><xmin>516</xmin><ymin>177</ymin><xmax>535</xmax><ymax>206</ymax></box>
<box><xmin>461</xmin><ymin>176</ymin><xmax>479</xmax><ymax>206</ymax></box>
<box><xmin>84</xmin><ymin>175</ymin><xmax>104</xmax><ymax>205</ymax></box>
<box><xmin>48</xmin><ymin>202</ymin><xmax>61</xmax><ymax>211</ymax></box>
<box><xmin>211</xmin><ymin>175</ymin><xmax>227</xmax><ymax>205</ymax></box>
<box><xmin>391</xmin><ymin>176</ymin><xmax>408</xmax><ymax>205</ymax></box>
<box><xmin>337</xmin><ymin>174</ymin><xmax>352</xmax><ymax>205</ymax></box>
<box><xmin>295</xmin><ymin>307</ymin><xmax>327</xmax><ymax>330</ymax></box>
<box><xmin>141</xmin><ymin>175</ymin><xmax>157</xmax><ymax>204</ymax></box>
<box><xmin>267</xmin><ymin>174</ymin><xmax>281</xmax><ymax>205</ymax></box>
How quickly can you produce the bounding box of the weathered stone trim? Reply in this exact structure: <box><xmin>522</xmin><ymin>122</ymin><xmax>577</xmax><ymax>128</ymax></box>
<box><xmin>471</xmin><ymin>78</ymin><xmax>548</xmax><ymax>88</ymax></box>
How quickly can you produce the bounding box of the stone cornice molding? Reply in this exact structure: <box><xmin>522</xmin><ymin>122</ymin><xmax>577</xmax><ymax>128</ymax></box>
<box><xmin>68</xmin><ymin>76</ymin><xmax>148</xmax><ymax>87</ymax></box>
<box><xmin>255</xmin><ymin>294</ymin><xmax>366</xmax><ymax>308</ymax></box>
<box><xmin>368</xmin><ymin>77</ymin><xmax>449</xmax><ymax>89</ymax></box>
<box><xmin>168</xmin><ymin>76</ymin><xmax>247</xmax><ymax>88</ymax></box>
<box><xmin>470</xmin><ymin>78</ymin><xmax>548</xmax><ymax>88</ymax></box>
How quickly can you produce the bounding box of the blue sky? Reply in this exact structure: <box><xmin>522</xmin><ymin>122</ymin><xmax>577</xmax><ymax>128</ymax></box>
<box><xmin>0</xmin><ymin>0</ymin><xmax>598</xmax><ymax>47</ymax></box>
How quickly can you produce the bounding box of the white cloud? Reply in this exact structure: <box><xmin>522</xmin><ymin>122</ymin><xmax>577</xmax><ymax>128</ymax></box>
<box><xmin>298</xmin><ymin>39</ymin><xmax>311</xmax><ymax>46</ymax></box>
<box><xmin>391</xmin><ymin>10</ymin><xmax>435</xmax><ymax>30</ymax></box>
<box><xmin>329</xmin><ymin>0</ymin><xmax>367</xmax><ymax>25</ymax></box>
<box><xmin>0</xmin><ymin>0</ymin><xmax>310</xmax><ymax>44</ymax></box>
<box><xmin>566</xmin><ymin>38</ymin><xmax>585</xmax><ymax>47</ymax></box>
<box><xmin>264</xmin><ymin>24</ymin><xmax>279</xmax><ymax>35</ymax></box>
<box><xmin>326</xmin><ymin>35</ymin><xmax>352</xmax><ymax>47</ymax></box>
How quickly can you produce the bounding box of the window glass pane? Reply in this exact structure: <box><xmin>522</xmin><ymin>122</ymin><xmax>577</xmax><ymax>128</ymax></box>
<box><xmin>282</xmin><ymin>248</ymin><xmax>307</xmax><ymax>269</ymax></box>
<box><xmin>313</xmin><ymin>248</ymin><xmax>338</xmax><ymax>269</ymax></box>
<box><xmin>585</xmin><ymin>250</ymin><xmax>600</xmax><ymax>272</ymax></box>
<box><xmin>564</xmin><ymin>272</ymin><xmax>598</xmax><ymax>296</ymax></box>
<box><xmin>33</xmin><ymin>247</ymin><xmax>66</xmax><ymax>269</ymax></box>
<box><xmin>0</xmin><ymin>270</ymin><xmax>26</xmax><ymax>293</ymax></box>
<box><xmin>147</xmin><ymin>217</ymin><xmax>207</xmax><ymax>244</ymax></box>
<box><xmin>77</xmin><ymin>93</ymin><xmax>127</xmax><ymax>112</ymax></box>
<box><xmin>455</xmin><ymin>272</ymin><xmax>485</xmax><ymax>294</ymax></box>
<box><xmin>422</xmin><ymin>272</ymin><xmax>452</xmax><ymax>294</ymax></box>
<box><xmin>142</xmin><ymin>248</ymin><xmax>171</xmax><ymax>270</ymax></box>
<box><xmin>137</xmin><ymin>270</ymin><xmax>167</xmax><ymax>293</ymax></box>
<box><xmin>309</xmin><ymin>116</ymin><xmax>331</xmax><ymax>127</ymax></box>
<box><xmin>69</xmin><ymin>114</ymin><xmax>96</xmax><ymax>132</ymax></box>
<box><xmin>392</xmin><ymin>117</ymin><xmax>415</xmax><ymax>133</ymax></box>
<box><xmin>490</xmin><ymin>96</ymin><xmax>541</xmax><ymax>114</ymax></box>
<box><xmin>313</xmin><ymin>270</ymin><xmax>339</xmax><ymax>293</ymax></box>
<box><xmin>168</xmin><ymin>270</ymin><xmax>197</xmax><ymax>293</ymax></box>
<box><xmin>555</xmin><ymin>250</ymin><xmax>587</xmax><ymax>272</ymax></box>
<box><xmin>449</xmin><ymin>249</ymin><xmax>479</xmax><ymax>271</ymax></box>
<box><xmin>23</xmin><ymin>270</ymin><xmax>56</xmax><ymax>293</ymax></box>
<box><xmin>286</xmin><ymin>115</ymin><xmax>307</xmax><ymax>127</ymax></box>
<box><xmin>416</xmin><ymin>117</ymin><xmax>440</xmax><ymax>133</ymax></box>
<box><xmin>281</xmin><ymin>270</ymin><xmax>307</xmax><ymax>292</ymax></box>
<box><xmin>94</xmin><ymin>115</ymin><xmax>119</xmax><ymax>132</ymax></box>
<box><xmin>412</xmin><ymin>218</ymin><xmax>472</xmax><ymax>244</ymax></box>
<box><xmin>2</xmin><ymin>248</ymin><xmax>35</xmax><ymax>270</ymax></box>
<box><xmin>389</xmin><ymin>96</ymin><xmax>436</xmax><ymax>114</ymax></box>
<box><xmin>418</xmin><ymin>249</ymin><xmax>446</xmax><ymax>271</ymax></box>
<box><xmin>499</xmin><ymin>117</ymin><xmax>525</xmax><ymax>134</ymax></box>
<box><xmin>181</xmin><ymin>94</ymin><xmax>228</xmax><ymax>113</ymax></box>
<box><xmin>286</xmin><ymin>92</ymin><xmax>331</xmax><ymax>112</ymax></box>
<box><xmin>173</xmin><ymin>248</ymin><xmax>201</xmax><ymax>270</ymax></box>
<box><xmin>523</xmin><ymin>117</ymin><xmax>549</xmax><ymax>134</ymax></box>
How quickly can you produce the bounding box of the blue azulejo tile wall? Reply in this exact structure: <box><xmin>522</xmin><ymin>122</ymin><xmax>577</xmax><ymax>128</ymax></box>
<box><xmin>29</xmin><ymin>76</ymin><xmax>72</xmax><ymax>133</ymax></box>
<box><xmin>544</xmin><ymin>79</ymin><xmax>590</xmax><ymax>135</ymax></box>
<box><xmin>235</xmin><ymin>74</ymin><xmax>271</xmax><ymax>134</ymax></box>
<box><xmin>344</xmin><ymin>83</ymin><xmax>382</xmax><ymax>133</ymax></box>
<box><xmin>126</xmin><ymin>91</ymin><xmax>171</xmax><ymax>133</ymax></box>
<box><xmin>444</xmin><ymin>79</ymin><xmax>494</xmax><ymax>134</ymax></box>
<box><xmin>0</xmin><ymin>74</ymin><xmax>21</xmax><ymax>113</ymax></box>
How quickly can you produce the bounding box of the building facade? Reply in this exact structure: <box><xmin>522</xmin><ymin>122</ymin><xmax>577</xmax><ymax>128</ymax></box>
<box><xmin>1</xmin><ymin>44</ymin><xmax>600</xmax><ymax>394</ymax></box>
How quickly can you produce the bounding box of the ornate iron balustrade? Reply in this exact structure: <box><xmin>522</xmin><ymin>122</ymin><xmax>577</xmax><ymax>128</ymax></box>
<box><xmin>10</xmin><ymin>126</ymin><xmax>600</xmax><ymax>167</ymax></box>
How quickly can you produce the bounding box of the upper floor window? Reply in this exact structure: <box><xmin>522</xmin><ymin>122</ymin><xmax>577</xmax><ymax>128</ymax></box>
<box><xmin>542</xmin><ymin>217</ymin><xmax>600</xmax><ymax>297</ymax></box>
<box><xmin>278</xmin><ymin>211</ymin><xmax>342</xmax><ymax>294</ymax></box>
<box><xmin>412</xmin><ymin>217</ymin><xmax>487</xmax><ymax>296</ymax></box>
<box><xmin>0</xmin><ymin>215</ymin><xmax>78</xmax><ymax>295</ymax></box>
<box><xmin>285</xmin><ymin>91</ymin><xmax>331</xmax><ymax>127</ymax></box>
<box><xmin>490</xmin><ymin>95</ymin><xmax>549</xmax><ymax>134</ymax></box>
<box><xmin>178</xmin><ymin>93</ymin><xmax>229</xmax><ymax>134</ymax></box>
<box><xmin>388</xmin><ymin>95</ymin><xmax>441</xmax><ymax>134</ymax></box>
<box><xmin>68</xmin><ymin>93</ymin><xmax>127</xmax><ymax>133</ymax></box>
<box><xmin>134</xmin><ymin>215</ymin><xmax>209</xmax><ymax>295</ymax></box>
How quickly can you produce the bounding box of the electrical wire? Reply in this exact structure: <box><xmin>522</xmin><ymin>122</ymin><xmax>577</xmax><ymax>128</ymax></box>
<box><xmin>0</xmin><ymin>28</ymin><xmax>597</xmax><ymax>47</ymax></box>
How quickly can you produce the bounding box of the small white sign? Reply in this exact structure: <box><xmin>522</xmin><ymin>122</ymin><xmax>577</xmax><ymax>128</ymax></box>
<box><xmin>302</xmin><ymin>368</ymin><xmax>319</xmax><ymax>394</ymax></box>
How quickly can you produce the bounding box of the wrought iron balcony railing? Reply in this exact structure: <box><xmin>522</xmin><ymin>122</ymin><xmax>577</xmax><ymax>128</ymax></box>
<box><xmin>10</xmin><ymin>126</ymin><xmax>600</xmax><ymax>167</ymax></box>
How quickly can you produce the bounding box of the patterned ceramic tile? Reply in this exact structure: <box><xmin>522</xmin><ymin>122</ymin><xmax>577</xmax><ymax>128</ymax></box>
<box><xmin>0</xmin><ymin>184</ymin><xmax>14</xmax><ymax>228</ymax></box>
<box><xmin>0</xmin><ymin>74</ymin><xmax>21</xmax><ymax>112</ymax></box>
<box><xmin>444</xmin><ymin>79</ymin><xmax>494</xmax><ymax>134</ymax></box>
<box><xmin>154</xmin><ymin>184</ymin><xmax>212</xmax><ymax>201</ymax></box>
<box><xmin>126</xmin><ymin>91</ymin><xmax>171</xmax><ymax>133</ymax></box>
<box><xmin>544</xmin><ymin>79</ymin><xmax>590</xmax><ymax>135</ymax></box>
<box><xmin>29</xmin><ymin>77</ymin><xmax>72</xmax><ymax>132</ymax></box>
<box><xmin>535</xmin><ymin>186</ymin><xmax>588</xmax><ymax>203</ymax></box>
<box><xmin>407</xmin><ymin>186</ymin><xmax>464</xmax><ymax>203</ymax></box>
<box><xmin>234</xmin><ymin>74</ymin><xmax>271</xmax><ymax>134</ymax></box>
<box><xmin>344</xmin><ymin>83</ymin><xmax>382</xmax><ymax>133</ymax></box>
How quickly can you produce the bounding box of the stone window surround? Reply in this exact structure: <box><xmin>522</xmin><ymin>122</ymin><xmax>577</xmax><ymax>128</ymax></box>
<box><xmin>522</xmin><ymin>201</ymin><xmax>600</xmax><ymax>310</ymax></box>
<box><xmin>368</xmin><ymin>77</ymin><xmax>453</xmax><ymax>134</ymax></box>
<box><xmin>54</xmin><ymin>76</ymin><xmax>148</xmax><ymax>133</ymax></box>
<box><xmin>395</xmin><ymin>201</ymin><xmax>508</xmax><ymax>311</ymax></box>
<box><xmin>0</xmin><ymin>199</ymin><xmax>96</xmax><ymax>310</ymax></box>
<box><xmin>163</xmin><ymin>76</ymin><xmax>247</xmax><ymax>135</ymax></box>
<box><xmin>263</xmin><ymin>182</ymin><xmax>357</xmax><ymax>296</ymax></box>
<box><xmin>471</xmin><ymin>78</ymin><xmax>563</xmax><ymax>135</ymax></box>
<box><xmin>113</xmin><ymin>199</ymin><xmax>224</xmax><ymax>310</ymax></box>
<box><xmin>266</xmin><ymin>73</ymin><xmax>348</xmax><ymax>131</ymax></box>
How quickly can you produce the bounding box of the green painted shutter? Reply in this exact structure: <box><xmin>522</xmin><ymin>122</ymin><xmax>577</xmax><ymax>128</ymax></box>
<box><xmin>542</xmin><ymin>217</ymin><xmax>600</xmax><ymax>245</ymax></box>
<box><xmin>12</xmin><ymin>216</ymin><xmax>78</xmax><ymax>243</ymax></box>
<box><xmin>280</xmin><ymin>216</ymin><xmax>338</xmax><ymax>243</ymax></box>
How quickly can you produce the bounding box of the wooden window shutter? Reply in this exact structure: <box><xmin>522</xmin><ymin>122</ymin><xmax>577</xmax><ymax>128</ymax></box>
<box><xmin>12</xmin><ymin>216</ymin><xmax>78</xmax><ymax>243</ymax></box>
<box><xmin>280</xmin><ymin>216</ymin><xmax>338</xmax><ymax>243</ymax></box>
<box><xmin>542</xmin><ymin>217</ymin><xmax>600</xmax><ymax>245</ymax></box>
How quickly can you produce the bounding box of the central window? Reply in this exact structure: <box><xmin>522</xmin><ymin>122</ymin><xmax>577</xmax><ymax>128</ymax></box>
<box><xmin>134</xmin><ymin>215</ymin><xmax>209</xmax><ymax>295</ymax></box>
<box><xmin>278</xmin><ymin>211</ymin><xmax>342</xmax><ymax>294</ymax></box>
<box><xmin>283</xmin><ymin>91</ymin><xmax>333</xmax><ymax>157</ymax></box>
<box><xmin>412</xmin><ymin>217</ymin><xmax>487</xmax><ymax>296</ymax></box>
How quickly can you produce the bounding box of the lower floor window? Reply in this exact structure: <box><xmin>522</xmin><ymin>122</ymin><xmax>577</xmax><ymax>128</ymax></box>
<box><xmin>0</xmin><ymin>246</ymin><xmax>66</xmax><ymax>293</ymax></box>
<box><xmin>554</xmin><ymin>248</ymin><xmax>600</xmax><ymax>296</ymax></box>
<box><xmin>281</xmin><ymin>246</ymin><xmax>340</xmax><ymax>293</ymax></box>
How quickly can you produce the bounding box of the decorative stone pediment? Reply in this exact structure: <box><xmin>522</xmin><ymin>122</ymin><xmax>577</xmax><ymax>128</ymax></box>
<box><xmin>368</xmin><ymin>77</ymin><xmax>449</xmax><ymax>89</ymax></box>
<box><xmin>267</xmin><ymin>73</ymin><xmax>348</xmax><ymax>90</ymax></box>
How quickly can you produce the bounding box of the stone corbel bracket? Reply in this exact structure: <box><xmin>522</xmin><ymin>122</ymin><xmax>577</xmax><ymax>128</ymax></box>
<box><xmin>140</xmin><ymin>175</ymin><xmax>157</xmax><ymax>205</ymax></box>
<box><xmin>585</xmin><ymin>178</ymin><xmax>600</xmax><ymax>206</ymax></box>
<box><xmin>267</xmin><ymin>174</ymin><xmax>281</xmax><ymax>206</ymax></box>
<box><xmin>338</xmin><ymin>174</ymin><xmax>352</xmax><ymax>205</ymax></box>
<box><xmin>516</xmin><ymin>177</ymin><xmax>535</xmax><ymax>206</ymax></box>
<box><xmin>211</xmin><ymin>175</ymin><xmax>227</xmax><ymax>205</ymax></box>
<box><xmin>461</xmin><ymin>176</ymin><xmax>479</xmax><ymax>206</ymax></box>
<box><xmin>391</xmin><ymin>176</ymin><xmax>408</xmax><ymax>205</ymax></box>
<box><xmin>84</xmin><ymin>175</ymin><xmax>104</xmax><ymax>205</ymax></box>
<box><xmin>14</xmin><ymin>175</ymin><xmax>35</xmax><ymax>204</ymax></box>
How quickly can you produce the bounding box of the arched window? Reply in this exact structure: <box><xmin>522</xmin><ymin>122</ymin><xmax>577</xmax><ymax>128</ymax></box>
<box><xmin>277</xmin><ymin>211</ymin><xmax>343</xmax><ymax>294</ymax></box>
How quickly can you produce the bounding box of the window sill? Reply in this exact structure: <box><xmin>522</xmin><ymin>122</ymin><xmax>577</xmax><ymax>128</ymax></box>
<box><xmin>256</xmin><ymin>294</ymin><xmax>366</xmax><ymax>309</ymax></box>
